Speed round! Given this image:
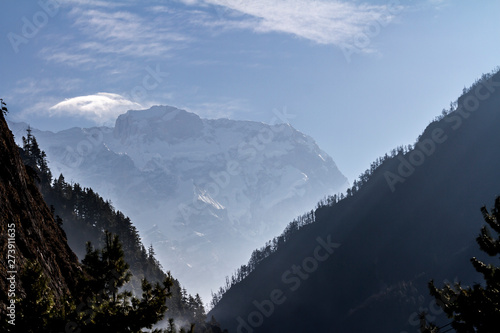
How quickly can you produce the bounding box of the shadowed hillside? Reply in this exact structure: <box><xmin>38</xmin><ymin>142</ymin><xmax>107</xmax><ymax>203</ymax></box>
<box><xmin>209</xmin><ymin>69</ymin><xmax>500</xmax><ymax>332</ymax></box>
<box><xmin>0</xmin><ymin>110</ymin><xmax>81</xmax><ymax>315</ymax></box>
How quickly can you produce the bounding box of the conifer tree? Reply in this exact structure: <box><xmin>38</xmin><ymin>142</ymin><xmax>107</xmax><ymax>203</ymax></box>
<box><xmin>80</xmin><ymin>231</ymin><xmax>132</xmax><ymax>302</ymax></box>
<box><xmin>1</xmin><ymin>98</ymin><xmax>8</xmax><ymax>117</ymax></box>
<box><xmin>76</xmin><ymin>231</ymin><xmax>175</xmax><ymax>332</ymax></box>
<box><xmin>422</xmin><ymin>196</ymin><xmax>500</xmax><ymax>332</ymax></box>
<box><xmin>22</xmin><ymin>126</ymin><xmax>33</xmax><ymax>157</ymax></box>
<box><xmin>21</xmin><ymin>127</ymin><xmax>52</xmax><ymax>184</ymax></box>
<box><xmin>15</xmin><ymin>261</ymin><xmax>57</xmax><ymax>333</ymax></box>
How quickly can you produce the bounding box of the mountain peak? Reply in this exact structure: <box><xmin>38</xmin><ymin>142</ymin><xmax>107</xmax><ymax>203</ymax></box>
<box><xmin>120</xmin><ymin>105</ymin><xmax>186</xmax><ymax>120</ymax></box>
<box><xmin>9</xmin><ymin>106</ymin><xmax>348</xmax><ymax>302</ymax></box>
<box><xmin>114</xmin><ymin>105</ymin><xmax>203</xmax><ymax>144</ymax></box>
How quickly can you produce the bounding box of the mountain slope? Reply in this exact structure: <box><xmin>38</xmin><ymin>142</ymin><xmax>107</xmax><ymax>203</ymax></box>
<box><xmin>8</xmin><ymin>107</ymin><xmax>348</xmax><ymax>300</ymax></box>
<box><xmin>14</xmin><ymin>125</ymin><xmax>229</xmax><ymax>332</ymax></box>
<box><xmin>0</xmin><ymin>112</ymin><xmax>80</xmax><ymax>314</ymax></box>
<box><xmin>1</xmin><ymin>114</ymin><xmax>227</xmax><ymax>332</ymax></box>
<box><xmin>208</xmin><ymin>69</ymin><xmax>500</xmax><ymax>332</ymax></box>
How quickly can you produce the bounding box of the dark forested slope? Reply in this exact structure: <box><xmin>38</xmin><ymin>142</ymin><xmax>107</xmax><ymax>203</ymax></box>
<box><xmin>0</xmin><ymin>111</ymin><xmax>80</xmax><ymax>315</ymax></box>
<box><xmin>209</xmin><ymin>69</ymin><xmax>500</xmax><ymax>332</ymax></box>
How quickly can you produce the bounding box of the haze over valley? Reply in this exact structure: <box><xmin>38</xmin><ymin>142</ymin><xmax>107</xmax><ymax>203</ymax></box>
<box><xmin>8</xmin><ymin>106</ymin><xmax>348</xmax><ymax>302</ymax></box>
<box><xmin>1</xmin><ymin>1</ymin><xmax>500</xmax><ymax>332</ymax></box>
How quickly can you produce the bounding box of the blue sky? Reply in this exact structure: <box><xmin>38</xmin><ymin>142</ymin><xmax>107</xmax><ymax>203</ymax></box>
<box><xmin>1</xmin><ymin>0</ymin><xmax>499</xmax><ymax>182</ymax></box>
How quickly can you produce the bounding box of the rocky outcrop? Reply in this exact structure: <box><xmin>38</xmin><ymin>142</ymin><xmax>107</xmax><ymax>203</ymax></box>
<box><xmin>0</xmin><ymin>114</ymin><xmax>80</xmax><ymax>312</ymax></box>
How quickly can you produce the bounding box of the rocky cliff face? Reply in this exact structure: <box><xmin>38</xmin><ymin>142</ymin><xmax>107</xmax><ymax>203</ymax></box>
<box><xmin>0</xmin><ymin>114</ymin><xmax>80</xmax><ymax>311</ymax></box>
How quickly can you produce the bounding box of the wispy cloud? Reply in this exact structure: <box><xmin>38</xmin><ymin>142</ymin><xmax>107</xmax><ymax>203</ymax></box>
<box><xmin>39</xmin><ymin>49</ymin><xmax>98</xmax><ymax>67</ymax></box>
<box><xmin>42</xmin><ymin>0</ymin><xmax>402</xmax><ymax>69</ymax></box>
<box><xmin>63</xmin><ymin>0</ymin><xmax>125</xmax><ymax>8</ymax></box>
<box><xmin>38</xmin><ymin>0</ymin><xmax>403</xmax><ymax>71</ymax></box>
<box><xmin>12</xmin><ymin>77</ymin><xmax>84</xmax><ymax>96</ymax></box>
<box><xmin>18</xmin><ymin>0</ymin><xmax>404</xmax><ymax>125</ymax></box>
<box><xmin>48</xmin><ymin>93</ymin><xmax>142</xmax><ymax>125</ymax></box>
<box><xmin>70</xmin><ymin>8</ymin><xmax>188</xmax><ymax>57</ymax></box>
<box><xmin>192</xmin><ymin>0</ymin><xmax>402</xmax><ymax>47</ymax></box>
<box><xmin>41</xmin><ymin>2</ymin><xmax>191</xmax><ymax>68</ymax></box>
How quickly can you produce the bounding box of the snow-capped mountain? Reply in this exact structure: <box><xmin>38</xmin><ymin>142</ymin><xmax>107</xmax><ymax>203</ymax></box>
<box><xmin>9</xmin><ymin>105</ymin><xmax>348</xmax><ymax>301</ymax></box>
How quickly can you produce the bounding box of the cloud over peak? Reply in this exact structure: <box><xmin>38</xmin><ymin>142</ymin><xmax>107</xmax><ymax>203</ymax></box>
<box><xmin>49</xmin><ymin>93</ymin><xmax>142</xmax><ymax>125</ymax></box>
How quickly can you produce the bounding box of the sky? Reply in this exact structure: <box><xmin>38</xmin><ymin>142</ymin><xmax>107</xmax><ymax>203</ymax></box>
<box><xmin>1</xmin><ymin>0</ymin><xmax>500</xmax><ymax>183</ymax></box>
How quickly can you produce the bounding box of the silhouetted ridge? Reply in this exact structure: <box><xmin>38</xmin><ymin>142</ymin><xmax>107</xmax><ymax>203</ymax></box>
<box><xmin>209</xmin><ymin>67</ymin><xmax>500</xmax><ymax>332</ymax></box>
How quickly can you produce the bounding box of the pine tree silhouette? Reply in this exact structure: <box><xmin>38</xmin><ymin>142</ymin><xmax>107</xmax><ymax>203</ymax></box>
<box><xmin>423</xmin><ymin>196</ymin><xmax>500</xmax><ymax>332</ymax></box>
<box><xmin>0</xmin><ymin>99</ymin><xmax>8</xmax><ymax>117</ymax></box>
